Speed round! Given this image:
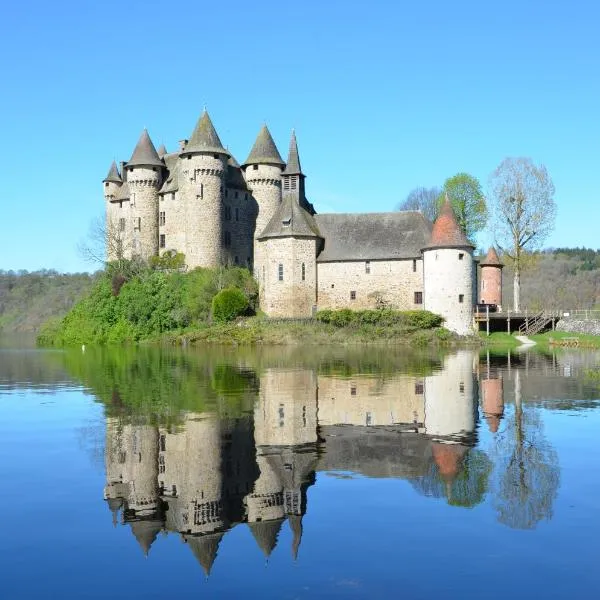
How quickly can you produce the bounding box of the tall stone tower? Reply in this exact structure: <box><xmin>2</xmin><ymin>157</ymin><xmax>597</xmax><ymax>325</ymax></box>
<box><xmin>421</xmin><ymin>198</ymin><xmax>475</xmax><ymax>335</ymax></box>
<box><xmin>257</xmin><ymin>132</ymin><xmax>322</xmax><ymax>317</ymax></box>
<box><xmin>479</xmin><ymin>246</ymin><xmax>503</xmax><ymax>308</ymax></box>
<box><xmin>180</xmin><ymin>110</ymin><xmax>229</xmax><ymax>268</ymax></box>
<box><xmin>243</xmin><ymin>125</ymin><xmax>284</xmax><ymax>277</ymax></box>
<box><xmin>103</xmin><ymin>162</ymin><xmax>124</xmax><ymax>261</ymax></box>
<box><xmin>125</xmin><ymin>130</ymin><xmax>164</xmax><ymax>260</ymax></box>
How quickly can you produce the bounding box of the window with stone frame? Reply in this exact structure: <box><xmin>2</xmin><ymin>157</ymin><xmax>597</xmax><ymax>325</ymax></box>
<box><xmin>459</xmin><ymin>294</ymin><xmax>464</xmax><ymax>303</ymax></box>
<box><xmin>365</xmin><ymin>261</ymin><xmax>371</xmax><ymax>274</ymax></box>
<box><xmin>119</xmin><ymin>218</ymin><xmax>126</xmax><ymax>232</ymax></box>
<box><xmin>414</xmin><ymin>291</ymin><xmax>423</xmax><ymax>304</ymax></box>
<box><xmin>350</xmin><ymin>290</ymin><xmax>356</xmax><ymax>300</ymax></box>
<box><xmin>134</xmin><ymin>217</ymin><xmax>141</xmax><ymax>231</ymax></box>
<box><xmin>413</xmin><ymin>259</ymin><xmax>417</xmax><ymax>272</ymax></box>
<box><xmin>301</xmin><ymin>263</ymin><xmax>306</xmax><ymax>281</ymax></box>
<box><xmin>278</xmin><ymin>263</ymin><xmax>284</xmax><ymax>281</ymax></box>
<box><xmin>159</xmin><ymin>211</ymin><xmax>165</xmax><ymax>226</ymax></box>
<box><xmin>225</xmin><ymin>206</ymin><xmax>232</xmax><ymax>221</ymax></box>
<box><xmin>159</xmin><ymin>234</ymin><xmax>166</xmax><ymax>248</ymax></box>
<box><xmin>224</xmin><ymin>231</ymin><xmax>231</xmax><ymax>247</ymax></box>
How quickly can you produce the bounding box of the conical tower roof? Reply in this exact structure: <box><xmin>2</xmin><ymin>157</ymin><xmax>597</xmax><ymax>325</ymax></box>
<box><xmin>258</xmin><ymin>195</ymin><xmax>321</xmax><ymax>239</ymax></box>
<box><xmin>243</xmin><ymin>125</ymin><xmax>285</xmax><ymax>167</ymax></box>
<box><xmin>183</xmin><ymin>110</ymin><xmax>229</xmax><ymax>156</ymax></box>
<box><xmin>288</xmin><ymin>515</ymin><xmax>303</xmax><ymax>560</ymax></box>
<box><xmin>156</xmin><ymin>143</ymin><xmax>167</xmax><ymax>158</ymax></box>
<box><xmin>480</xmin><ymin>246</ymin><xmax>503</xmax><ymax>267</ymax></box>
<box><xmin>282</xmin><ymin>130</ymin><xmax>303</xmax><ymax>175</ymax></box>
<box><xmin>103</xmin><ymin>160</ymin><xmax>122</xmax><ymax>183</ymax></box>
<box><xmin>129</xmin><ymin>519</ymin><xmax>163</xmax><ymax>556</ymax></box>
<box><xmin>185</xmin><ymin>532</ymin><xmax>224</xmax><ymax>576</ymax></box>
<box><xmin>128</xmin><ymin>129</ymin><xmax>164</xmax><ymax>168</ymax></box>
<box><xmin>422</xmin><ymin>196</ymin><xmax>473</xmax><ymax>250</ymax></box>
<box><xmin>248</xmin><ymin>519</ymin><xmax>284</xmax><ymax>557</ymax></box>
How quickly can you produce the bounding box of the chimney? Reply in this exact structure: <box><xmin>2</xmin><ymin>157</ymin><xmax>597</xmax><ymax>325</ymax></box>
<box><xmin>178</xmin><ymin>139</ymin><xmax>188</xmax><ymax>152</ymax></box>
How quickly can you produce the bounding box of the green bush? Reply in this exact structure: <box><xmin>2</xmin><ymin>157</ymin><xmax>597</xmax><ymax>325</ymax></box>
<box><xmin>211</xmin><ymin>288</ymin><xmax>250</xmax><ymax>323</ymax></box>
<box><xmin>315</xmin><ymin>308</ymin><xmax>443</xmax><ymax>330</ymax></box>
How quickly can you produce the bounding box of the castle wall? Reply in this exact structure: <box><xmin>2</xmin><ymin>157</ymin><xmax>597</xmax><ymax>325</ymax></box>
<box><xmin>180</xmin><ymin>154</ymin><xmax>226</xmax><ymax>268</ymax></box>
<box><xmin>127</xmin><ymin>166</ymin><xmax>161</xmax><ymax>260</ymax></box>
<box><xmin>423</xmin><ymin>248</ymin><xmax>474</xmax><ymax>335</ymax></box>
<box><xmin>159</xmin><ymin>191</ymin><xmax>186</xmax><ymax>256</ymax></box>
<box><xmin>260</xmin><ymin>237</ymin><xmax>318</xmax><ymax>318</ymax></box>
<box><xmin>223</xmin><ymin>187</ymin><xmax>255</xmax><ymax>268</ymax></box>
<box><xmin>316</xmin><ymin>258</ymin><xmax>424</xmax><ymax>310</ymax></box>
<box><xmin>318</xmin><ymin>376</ymin><xmax>425</xmax><ymax>428</ymax></box>
<box><xmin>480</xmin><ymin>265</ymin><xmax>502</xmax><ymax>307</ymax></box>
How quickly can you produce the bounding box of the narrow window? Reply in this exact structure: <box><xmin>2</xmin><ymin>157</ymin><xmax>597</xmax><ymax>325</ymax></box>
<box><xmin>172</xmin><ymin>192</ymin><xmax>175</xmax><ymax>200</ymax></box>
<box><xmin>302</xmin><ymin>406</ymin><xmax>307</xmax><ymax>427</ymax></box>
<box><xmin>119</xmin><ymin>201</ymin><xmax>123</xmax><ymax>209</ymax></box>
<box><xmin>459</xmin><ymin>382</ymin><xmax>465</xmax><ymax>393</ymax></box>
<box><xmin>459</xmin><ymin>294</ymin><xmax>464</xmax><ymax>303</ymax></box>
<box><xmin>159</xmin><ymin>211</ymin><xmax>165</xmax><ymax>226</ymax></box>
<box><xmin>224</xmin><ymin>231</ymin><xmax>231</xmax><ymax>247</ymax></box>
<box><xmin>284</xmin><ymin>178</ymin><xmax>290</xmax><ymax>190</ymax></box>
<box><xmin>235</xmin><ymin>207</ymin><xmax>239</xmax><ymax>222</ymax></box>
<box><xmin>159</xmin><ymin>234</ymin><xmax>166</xmax><ymax>248</ymax></box>
<box><xmin>225</xmin><ymin>189</ymin><xmax>228</xmax><ymax>198</ymax></box>
<box><xmin>350</xmin><ymin>385</ymin><xmax>357</xmax><ymax>396</ymax></box>
<box><xmin>415</xmin><ymin>382</ymin><xmax>424</xmax><ymax>395</ymax></box>
<box><xmin>279</xmin><ymin>403</ymin><xmax>285</xmax><ymax>427</ymax></box>
<box><xmin>119</xmin><ymin>218</ymin><xmax>126</xmax><ymax>232</ymax></box>
<box><xmin>134</xmin><ymin>217</ymin><xmax>141</xmax><ymax>231</ymax></box>
<box><xmin>366</xmin><ymin>412</ymin><xmax>372</xmax><ymax>426</ymax></box>
<box><xmin>225</xmin><ymin>206</ymin><xmax>231</xmax><ymax>221</ymax></box>
<box><xmin>414</xmin><ymin>291</ymin><xmax>423</xmax><ymax>304</ymax></box>
<box><xmin>159</xmin><ymin>435</ymin><xmax>166</xmax><ymax>452</ymax></box>
<box><xmin>459</xmin><ymin>253</ymin><xmax>464</xmax><ymax>260</ymax></box>
<box><xmin>200</xmin><ymin>183</ymin><xmax>204</xmax><ymax>199</ymax></box>
<box><xmin>253</xmin><ymin>164</ymin><xmax>258</xmax><ymax>170</ymax></box>
<box><xmin>301</xmin><ymin>262</ymin><xmax>306</xmax><ymax>281</ymax></box>
<box><xmin>235</xmin><ymin>191</ymin><xmax>238</xmax><ymax>199</ymax></box>
<box><xmin>278</xmin><ymin>263</ymin><xmax>284</xmax><ymax>281</ymax></box>
<box><xmin>244</xmin><ymin>193</ymin><xmax>248</xmax><ymax>200</ymax></box>
<box><xmin>350</xmin><ymin>290</ymin><xmax>356</xmax><ymax>300</ymax></box>
<box><xmin>412</xmin><ymin>259</ymin><xmax>417</xmax><ymax>272</ymax></box>
<box><xmin>234</xmin><ymin>256</ymin><xmax>239</xmax><ymax>264</ymax></box>
<box><xmin>365</xmin><ymin>261</ymin><xmax>371</xmax><ymax>274</ymax></box>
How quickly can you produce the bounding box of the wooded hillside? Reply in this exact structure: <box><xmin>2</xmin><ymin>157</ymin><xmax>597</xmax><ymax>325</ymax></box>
<box><xmin>0</xmin><ymin>270</ymin><xmax>97</xmax><ymax>332</ymax></box>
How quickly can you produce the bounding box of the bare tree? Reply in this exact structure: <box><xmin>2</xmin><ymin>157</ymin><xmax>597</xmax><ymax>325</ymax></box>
<box><xmin>397</xmin><ymin>187</ymin><xmax>441</xmax><ymax>222</ymax></box>
<box><xmin>489</xmin><ymin>158</ymin><xmax>556</xmax><ymax>311</ymax></box>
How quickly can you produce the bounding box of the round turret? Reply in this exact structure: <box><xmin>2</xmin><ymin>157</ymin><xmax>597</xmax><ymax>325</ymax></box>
<box><xmin>479</xmin><ymin>246</ymin><xmax>503</xmax><ymax>308</ymax></box>
<box><xmin>421</xmin><ymin>198</ymin><xmax>475</xmax><ymax>335</ymax></box>
<box><xmin>103</xmin><ymin>160</ymin><xmax>122</xmax><ymax>201</ymax></box>
<box><xmin>180</xmin><ymin>111</ymin><xmax>229</xmax><ymax>268</ymax></box>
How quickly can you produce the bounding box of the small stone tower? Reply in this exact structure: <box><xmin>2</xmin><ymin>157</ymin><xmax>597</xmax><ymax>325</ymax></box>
<box><xmin>257</xmin><ymin>132</ymin><xmax>322</xmax><ymax>317</ymax></box>
<box><xmin>103</xmin><ymin>160</ymin><xmax>122</xmax><ymax>201</ymax></box>
<box><xmin>421</xmin><ymin>198</ymin><xmax>475</xmax><ymax>335</ymax></box>
<box><xmin>479</xmin><ymin>246</ymin><xmax>503</xmax><ymax>308</ymax></box>
<box><xmin>180</xmin><ymin>110</ymin><xmax>229</xmax><ymax>268</ymax></box>
<box><xmin>126</xmin><ymin>130</ymin><xmax>164</xmax><ymax>260</ymax></box>
<box><xmin>243</xmin><ymin>125</ymin><xmax>285</xmax><ymax>261</ymax></box>
<box><xmin>103</xmin><ymin>162</ymin><xmax>123</xmax><ymax>261</ymax></box>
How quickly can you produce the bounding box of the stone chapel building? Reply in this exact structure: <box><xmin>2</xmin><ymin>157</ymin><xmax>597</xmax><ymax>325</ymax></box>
<box><xmin>103</xmin><ymin>110</ymin><xmax>502</xmax><ymax>335</ymax></box>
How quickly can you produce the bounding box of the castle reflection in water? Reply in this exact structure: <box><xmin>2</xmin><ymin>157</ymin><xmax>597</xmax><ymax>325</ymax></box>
<box><xmin>103</xmin><ymin>351</ymin><xmax>505</xmax><ymax>574</ymax></box>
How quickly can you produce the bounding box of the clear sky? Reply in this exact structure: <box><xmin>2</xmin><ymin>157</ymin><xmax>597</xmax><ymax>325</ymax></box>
<box><xmin>1</xmin><ymin>0</ymin><xmax>598</xmax><ymax>272</ymax></box>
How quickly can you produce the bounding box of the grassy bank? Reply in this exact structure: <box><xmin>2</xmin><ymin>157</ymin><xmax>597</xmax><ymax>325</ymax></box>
<box><xmin>480</xmin><ymin>330</ymin><xmax>600</xmax><ymax>350</ymax></box>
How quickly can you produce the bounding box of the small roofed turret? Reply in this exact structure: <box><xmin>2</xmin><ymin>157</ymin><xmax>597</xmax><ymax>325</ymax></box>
<box><xmin>243</xmin><ymin>125</ymin><xmax>285</xmax><ymax>167</ymax></box>
<box><xmin>479</xmin><ymin>246</ymin><xmax>504</xmax><ymax>307</ymax></box>
<box><xmin>103</xmin><ymin>160</ymin><xmax>122</xmax><ymax>183</ymax></box>
<box><xmin>182</xmin><ymin>110</ymin><xmax>229</xmax><ymax>156</ymax></box>
<box><xmin>282</xmin><ymin>130</ymin><xmax>303</xmax><ymax>176</ymax></box>
<box><xmin>127</xmin><ymin>129</ymin><xmax>164</xmax><ymax>168</ymax></box>
<box><xmin>480</xmin><ymin>246</ymin><xmax>503</xmax><ymax>267</ymax></box>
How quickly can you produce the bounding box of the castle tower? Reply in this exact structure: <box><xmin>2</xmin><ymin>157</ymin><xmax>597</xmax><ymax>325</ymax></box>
<box><xmin>103</xmin><ymin>160</ymin><xmax>122</xmax><ymax>201</ymax></box>
<box><xmin>243</xmin><ymin>125</ymin><xmax>285</xmax><ymax>278</ymax></box>
<box><xmin>257</xmin><ymin>132</ymin><xmax>322</xmax><ymax>317</ymax></box>
<box><xmin>102</xmin><ymin>162</ymin><xmax>125</xmax><ymax>262</ymax></box>
<box><xmin>479</xmin><ymin>246</ymin><xmax>503</xmax><ymax>308</ymax></box>
<box><xmin>125</xmin><ymin>129</ymin><xmax>164</xmax><ymax>260</ymax></box>
<box><xmin>421</xmin><ymin>197</ymin><xmax>475</xmax><ymax>335</ymax></box>
<box><xmin>180</xmin><ymin>110</ymin><xmax>229</xmax><ymax>268</ymax></box>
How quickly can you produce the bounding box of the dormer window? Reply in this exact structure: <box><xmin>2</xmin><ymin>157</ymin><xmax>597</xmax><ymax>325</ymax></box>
<box><xmin>282</xmin><ymin>218</ymin><xmax>291</xmax><ymax>227</ymax></box>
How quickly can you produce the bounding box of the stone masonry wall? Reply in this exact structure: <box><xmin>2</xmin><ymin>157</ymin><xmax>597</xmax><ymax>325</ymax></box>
<box><xmin>181</xmin><ymin>154</ymin><xmax>226</xmax><ymax>268</ymax></box>
<box><xmin>223</xmin><ymin>187</ymin><xmax>255</xmax><ymax>268</ymax></box>
<box><xmin>423</xmin><ymin>248</ymin><xmax>474</xmax><ymax>335</ymax></box>
<box><xmin>480</xmin><ymin>265</ymin><xmax>502</xmax><ymax>306</ymax></box>
<box><xmin>317</xmin><ymin>258</ymin><xmax>424</xmax><ymax>310</ymax></box>
<box><xmin>160</xmin><ymin>191</ymin><xmax>185</xmax><ymax>257</ymax></box>
<box><xmin>127</xmin><ymin>166</ymin><xmax>161</xmax><ymax>261</ymax></box>
<box><xmin>260</xmin><ymin>237</ymin><xmax>318</xmax><ymax>318</ymax></box>
<box><xmin>556</xmin><ymin>319</ymin><xmax>600</xmax><ymax>336</ymax></box>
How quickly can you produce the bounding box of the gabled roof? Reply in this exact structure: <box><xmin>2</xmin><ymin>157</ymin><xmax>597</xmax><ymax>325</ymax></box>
<box><xmin>258</xmin><ymin>196</ymin><xmax>321</xmax><ymax>239</ymax></box>
<box><xmin>480</xmin><ymin>246</ymin><xmax>503</xmax><ymax>267</ymax></box>
<box><xmin>248</xmin><ymin>519</ymin><xmax>284</xmax><ymax>557</ymax></box>
<box><xmin>227</xmin><ymin>155</ymin><xmax>248</xmax><ymax>190</ymax></box>
<box><xmin>314</xmin><ymin>211</ymin><xmax>432</xmax><ymax>262</ymax></box>
<box><xmin>423</xmin><ymin>198</ymin><xmax>474</xmax><ymax>250</ymax></box>
<box><xmin>183</xmin><ymin>110</ymin><xmax>229</xmax><ymax>156</ymax></box>
<box><xmin>243</xmin><ymin>125</ymin><xmax>285</xmax><ymax>167</ymax></box>
<box><xmin>103</xmin><ymin>160</ymin><xmax>122</xmax><ymax>183</ymax></box>
<box><xmin>112</xmin><ymin>181</ymin><xmax>130</xmax><ymax>202</ymax></box>
<box><xmin>159</xmin><ymin>153</ymin><xmax>180</xmax><ymax>194</ymax></box>
<box><xmin>282</xmin><ymin>130</ymin><xmax>303</xmax><ymax>175</ymax></box>
<box><xmin>128</xmin><ymin>129</ymin><xmax>164</xmax><ymax>168</ymax></box>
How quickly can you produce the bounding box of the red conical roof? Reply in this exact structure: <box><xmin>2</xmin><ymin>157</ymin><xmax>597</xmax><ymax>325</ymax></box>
<box><xmin>480</xmin><ymin>246</ymin><xmax>503</xmax><ymax>267</ymax></box>
<box><xmin>423</xmin><ymin>197</ymin><xmax>473</xmax><ymax>250</ymax></box>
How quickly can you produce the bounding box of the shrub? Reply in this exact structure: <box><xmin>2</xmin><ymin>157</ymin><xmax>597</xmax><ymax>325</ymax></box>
<box><xmin>212</xmin><ymin>287</ymin><xmax>249</xmax><ymax>323</ymax></box>
<box><xmin>315</xmin><ymin>308</ymin><xmax>443</xmax><ymax>329</ymax></box>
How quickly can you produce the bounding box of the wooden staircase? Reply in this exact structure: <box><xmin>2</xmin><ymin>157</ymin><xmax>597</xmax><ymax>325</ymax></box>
<box><xmin>518</xmin><ymin>310</ymin><xmax>560</xmax><ymax>336</ymax></box>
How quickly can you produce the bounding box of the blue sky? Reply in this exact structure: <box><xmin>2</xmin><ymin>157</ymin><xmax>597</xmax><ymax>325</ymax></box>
<box><xmin>1</xmin><ymin>0</ymin><xmax>598</xmax><ymax>272</ymax></box>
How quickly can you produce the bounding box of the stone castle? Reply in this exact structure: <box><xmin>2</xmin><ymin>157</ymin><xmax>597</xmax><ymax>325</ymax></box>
<box><xmin>103</xmin><ymin>110</ymin><xmax>503</xmax><ymax>334</ymax></box>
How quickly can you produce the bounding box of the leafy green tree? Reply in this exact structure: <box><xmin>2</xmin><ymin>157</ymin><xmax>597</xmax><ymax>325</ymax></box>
<box><xmin>212</xmin><ymin>288</ymin><xmax>249</xmax><ymax>322</ymax></box>
<box><xmin>440</xmin><ymin>173</ymin><xmax>487</xmax><ymax>243</ymax></box>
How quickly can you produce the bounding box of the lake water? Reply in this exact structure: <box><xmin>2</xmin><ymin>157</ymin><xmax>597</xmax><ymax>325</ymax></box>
<box><xmin>1</xmin><ymin>338</ymin><xmax>599</xmax><ymax>599</ymax></box>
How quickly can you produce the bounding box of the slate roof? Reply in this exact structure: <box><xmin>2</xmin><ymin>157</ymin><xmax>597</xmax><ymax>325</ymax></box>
<box><xmin>423</xmin><ymin>198</ymin><xmax>473</xmax><ymax>250</ymax></box>
<box><xmin>282</xmin><ymin>130</ymin><xmax>303</xmax><ymax>175</ymax></box>
<box><xmin>480</xmin><ymin>246</ymin><xmax>503</xmax><ymax>267</ymax></box>
<box><xmin>129</xmin><ymin>519</ymin><xmax>163</xmax><ymax>556</ymax></box>
<box><xmin>314</xmin><ymin>211</ymin><xmax>432</xmax><ymax>262</ymax></box>
<box><xmin>183</xmin><ymin>110</ymin><xmax>229</xmax><ymax>156</ymax></box>
<box><xmin>243</xmin><ymin>125</ymin><xmax>285</xmax><ymax>167</ymax></box>
<box><xmin>226</xmin><ymin>154</ymin><xmax>248</xmax><ymax>190</ymax></box>
<box><xmin>185</xmin><ymin>532</ymin><xmax>224</xmax><ymax>576</ymax></box>
<box><xmin>248</xmin><ymin>519</ymin><xmax>284</xmax><ymax>557</ymax></box>
<box><xmin>159</xmin><ymin>152</ymin><xmax>180</xmax><ymax>194</ymax></box>
<box><xmin>128</xmin><ymin>129</ymin><xmax>164</xmax><ymax>167</ymax></box>
<box><xmin>258</xmin><ymin>196</ymin><xmax>321</xmax><ymax>239</ymax></box>
<box><xmin>113</xmin><ymin>181</ymin><xmax>130</xmax><ymax>201</ymax></box>
<box><xmin>103</xmin><ymin>160</ymin><xmax>122</xmax><ymax>183</ymax></box>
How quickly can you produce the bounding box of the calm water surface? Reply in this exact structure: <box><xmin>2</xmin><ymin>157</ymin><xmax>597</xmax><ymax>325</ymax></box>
<box><xmin>1</xmin><ymin>338</ymin><xmax>599</xmax><ymax>599</ymax></box>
